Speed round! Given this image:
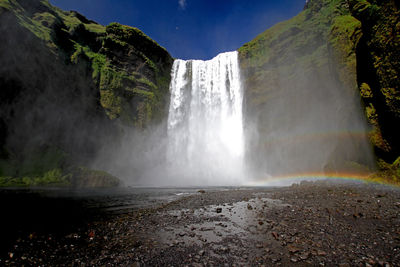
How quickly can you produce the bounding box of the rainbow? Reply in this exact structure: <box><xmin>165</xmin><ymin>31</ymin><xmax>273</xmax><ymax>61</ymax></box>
<box><xmin>245</xmin><ymin>171</ymin><xmax>399</xmax><ymax>187</ymax></box>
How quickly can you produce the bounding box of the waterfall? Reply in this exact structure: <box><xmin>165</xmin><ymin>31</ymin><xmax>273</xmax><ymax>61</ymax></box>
<box><xmin>167</xmin><ymin>51</ymin><xmax>245</xmax><ymax>185</ymax></box>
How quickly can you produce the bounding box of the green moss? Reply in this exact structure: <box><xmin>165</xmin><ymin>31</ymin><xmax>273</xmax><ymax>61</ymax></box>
<box><xmin>0</xmin><ymin>168</ymin><xmax>71</xmax><ymax>187</ymax></box>
<box><xmin>83</xmin><ymin>22</ymin><xmax>105</xmax><ymax>34</ymax></box>
<box><xmin>137</xmin><ymin>78</ymin><xmax>156</xmax><ymax>89</ymax></box>
<box><xmin>368</xmin><ymin>157</ymin><xmax>400</xmax><ymax>185</ymax></box>
<box><xmin>0</xmin><ymin>0</ymin><xmax>173</xmax><ymax>189</ymax></box>
<box><xmin>100</xmin><ymin>89</ymin><xmax>122</xmax><ymax>119</ymax></box>
<box><xmin>16</xmin><ymin>12</ymin><xmax>53</xmax><ymax>42</ymax></box>
<box><xmin>360</xmin><ymin>83</ymin><xmax>373</xmax><ymax>98</ymax></box>
<box><xmin>238</xmin><ymin>0</ymin><xmax>349</xmax><ymax>111</ymax></box>
<box><xmin>329</xmin><ymin>14</ymin><xmax>361</xmax><ymax>87</ymax></box>
<box><xmin>106</xmin><ymin>22</ymin><xmax>165</xmax><ymax>51</ymax></box>
<box><xmin>70</xmin><ymin>44</ymin><xmax>84</xmax><ymax>63</ymax></box>
<box><xmin>365</xmin><ymin>103</ymin><xmax>377</xmax><ymax>124</ymax></box>
<box><xmin>0</xmin><ymin>0</ymin><xmax>11</xmax><ymax>9</ymax></box>
<box><xmin>56</xmin><ymin>10</ymin><xmax>104</xmax><ymax>33</ymax></box>
<box><xmin>71</xmin><ymin>166</ymin><xmax>120</xmax><ymax>188</ymax></box>
<box><xmin>20</xmin><ymin>147</ymin><xmax>67</xmax><ymax>177</ymax></box>
<box><xmin>349</xmin><ymin>0</ymin><xmax>400</xmax><ymax>167</ymax></box>
<box><xmin>381</xmin><ymin>87</ymin><xmax>400</xmax><ymax>114</ymax></box>
<box><xmin>331</xmin><ymin>15</ymin><xmax>361</xmax><ymax>34</ymax></box>
<box><xmin>239</xmin><ymin>2</ymin><xmax>330</xmax><ymax>69</ymax></box>
<box><xmin>0</xmin><ymin>146</ymin><xmax>67</xmax><ymax>180</ymax></box>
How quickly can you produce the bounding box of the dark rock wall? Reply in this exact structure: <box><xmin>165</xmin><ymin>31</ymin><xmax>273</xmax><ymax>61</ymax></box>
<box><xmin>349</xmin><ymin>0</ymin><xmax>400</xmax><ymax>164</ymax></box>
<box><xmin>0</xmin><ymin>0</ymin><xmax>173</xmax><ymax>181</ymax></box>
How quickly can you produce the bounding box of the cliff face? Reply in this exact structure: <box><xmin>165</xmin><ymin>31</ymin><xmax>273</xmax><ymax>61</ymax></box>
<box><xmin>348</xmin><ymin>0</ymin><xmax>400</xmax><ymax>180</ymax></box>
<box><xmin>239</xmin><ymin>0</ymin><xmax>400</xmax><ymax>181</ymax></box>
<box><xmin>1</xmin><ymin>0</ymin><xmax>399</xmax><ymax>185</ymax></box>
<box><xmin>238</xmin><ymin>0</ymin><xmax>375</xmax><ymax>176</ymax></box>
<box><xmin>0</xmin><ymin>0</ymin><xmax>173</xmax><ymax>186</ymax></box>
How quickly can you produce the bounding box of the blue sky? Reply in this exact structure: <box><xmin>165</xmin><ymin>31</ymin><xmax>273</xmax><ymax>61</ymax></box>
<box><xmin>50</xmin><ymin>0</ymin><xmax>305</xmax><ymax>60</ymax></box>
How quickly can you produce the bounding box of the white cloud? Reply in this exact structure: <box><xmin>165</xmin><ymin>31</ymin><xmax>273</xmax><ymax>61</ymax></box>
<box><xmin>179</xmin><ymin>0</ymin><xmax>187</xmax><ymax>10</ymax></box>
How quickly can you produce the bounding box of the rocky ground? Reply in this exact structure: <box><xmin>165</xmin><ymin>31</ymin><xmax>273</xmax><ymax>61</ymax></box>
<box><xmin>1</xmin><ymin>181</ymin><xmax>400</xmax><ymax>266</ymax></box>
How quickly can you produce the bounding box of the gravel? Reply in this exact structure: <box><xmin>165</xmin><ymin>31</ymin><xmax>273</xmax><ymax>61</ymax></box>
<box><xmin>1</xmin><ymin>181</ymin><xmax>400</xmax><ymax>266</ymax></box>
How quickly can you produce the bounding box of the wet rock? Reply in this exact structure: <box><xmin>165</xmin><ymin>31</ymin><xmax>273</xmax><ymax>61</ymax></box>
<box><xmin>272</xmin><ymin>232</ymin><xmax>279</xmax><ymax>240</ymax></box>
<box><xmin>199</xmin><ymin>237</ymin><xmax>207</xmax><ymax>242</ymax></box>
<box><xmin>271</xmin><ymin>257</ymin><xmax>281</xmax><ymax>263</ymax></box>
<box><xmin>219</xmin><ymin>246</ymin><xmax>229</xmax><ymax>253</ymax></box>
<box><xmin>199</xmin><ymin>227</ymin><xmax>214</xmax><ymax>231</ymax></box>
<box><xmin>317</xmin><ymin>250</ymin><xmax>327</xmax><ymax>256</ymax></box>
<box><xmin>287</xmin><ymin>245</ymin><xmax>300</xmax><ymax>253</ymax></box>
<box><xmin>299</xmin><ymin>252</ymin><xmax>310</xmax><ymax>260</ymax></box>
<box><xmin>4</xmin><ymin>183</ymin><xmax>400</xmax><ymax>266</ymax></box>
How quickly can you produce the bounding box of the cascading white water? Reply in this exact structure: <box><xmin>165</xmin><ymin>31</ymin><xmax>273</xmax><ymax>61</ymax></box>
<box><xmin>167</xmin><ymin>51</ymin><xmax>245</xmax><ymax>185</ymax></box>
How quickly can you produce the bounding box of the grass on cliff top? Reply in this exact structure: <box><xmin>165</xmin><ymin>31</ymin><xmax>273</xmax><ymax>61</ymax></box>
<box><xmin>2</xmin><ymin>0</ymin><xmax>105</xmax><ymax>46</ymax></box>
<box><xmin>106</xmin><ymin>22</ymin><xmax>168</xmax><ymax>54</ymax></box>
<box><xmin>59</xmin><ymin>11</ymin><xmax>105</xmax><ymax>34</ymax></box>
<box><xmin>0</xmin><ymin>0</ymin><xmax>11</xmax><ymax>9</ymax></box>
<box><xmin>238</xmin><ymin>0</ymin><xmax>351</xmax><ymax>68</ymax></box>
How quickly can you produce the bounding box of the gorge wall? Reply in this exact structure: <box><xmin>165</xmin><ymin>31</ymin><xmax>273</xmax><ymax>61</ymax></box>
<box><xmin>0</xmin><ymin>0</ymin><xmax>172</xmax><ymax>186</ymax></box>
<box><xmin>0</xmin><ymin>0</ymin><xmax>399</xmax><ymax>185</ymax></box>
<box><xmin>348</xmin><ymin>0</ymin><xmax>400</xmax><ymax>180</ymax></box>
<box><xmin>238</xmin><ymin>0</ymin><xmax>400</xmax><ymax>181</ymax></box>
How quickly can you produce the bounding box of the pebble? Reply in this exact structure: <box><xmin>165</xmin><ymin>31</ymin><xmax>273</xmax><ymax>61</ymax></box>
<box><xmin>3</xmin><ymin>184</ymin><xmax>400</xmax><ymax>266</ymax></box>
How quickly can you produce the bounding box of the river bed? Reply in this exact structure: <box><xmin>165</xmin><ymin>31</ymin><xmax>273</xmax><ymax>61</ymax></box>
<box><xmin>1</xmin><ymin>181</ymin><xmax>400</xmax><ymax>266</ymax></box>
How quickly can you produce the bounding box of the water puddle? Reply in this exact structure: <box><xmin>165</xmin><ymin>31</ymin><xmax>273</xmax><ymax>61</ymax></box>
<box><xmin>157</xmin><ymin>196</ymin><xmax>290</xmax><ymax>247</ymax></box>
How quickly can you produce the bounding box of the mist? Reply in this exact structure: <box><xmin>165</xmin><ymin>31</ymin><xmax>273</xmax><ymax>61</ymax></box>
<box><xmin>93</xmin><ymin>45</ymin><xmax>375</xmax><ymax>187</ymax></box>
<box><xmin>0</xmin><ymin>1</ymin><xmax>375</xmax><ymax>188</ymax></box>
<box><xmin>242</xmin><ymin>53</ymin><xmax>375</xmax><ymax>183</ymax></box>
<box><xmin>0</xmin><ymin>8</ymin><xmax>114</xmax><ymax>179</ymax></box>
<box><xmin>93</xmin><ymin>52</ymin><xmax>248</xmax><ymax>187</ymax></box>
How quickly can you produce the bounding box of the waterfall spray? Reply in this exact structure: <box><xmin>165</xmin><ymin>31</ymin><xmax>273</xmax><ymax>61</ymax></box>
<box><xmin>166</xmin><ymin>51</ymin><xmax>245</xmax><ymax>185</ymax></box>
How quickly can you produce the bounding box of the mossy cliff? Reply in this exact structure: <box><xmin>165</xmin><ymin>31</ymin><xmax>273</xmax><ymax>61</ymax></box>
<box><xmin>239</xmin><ymin>0</ymin><xmax>400</xmax><ymax>181</ymax></box>
<box><xmin>348</xmin><ymin>0</ymin><xmax>400</xmax><ymax>181</ymax></box>
<box><xmin>1</xmin><ymin>0</ymin><xmax>399</xmax><ymax>185</ymax></box>
<box><xmin>0</xmin><ymin>0</ymin><xmax>173</xmax><ymax>187</ymax></box>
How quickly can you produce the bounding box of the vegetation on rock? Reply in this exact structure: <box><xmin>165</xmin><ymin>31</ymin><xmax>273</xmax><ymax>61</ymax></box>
<box><xmin>0</xmin><ymin>0</ymin><xmax>173</xmax><ymax>187</ymax></box>
<box><xmin>239</xmin><ymin>0</ymin><xmax>400</xmax><ymax>183</ymax></box>
<box><xmin>1</xmin><ymin>0</ymin><xmax>399</xmax><ymax>185</ymax></box>
<box><xmin>348</xmin><ymin>0</ymin><xmax>400</xmax><ymax>181</ymax></box>
<box><xmin>239</xmin><ymin>0</ymin><xmax>373</xmax><ymax>176</ymax></box>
